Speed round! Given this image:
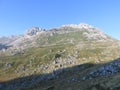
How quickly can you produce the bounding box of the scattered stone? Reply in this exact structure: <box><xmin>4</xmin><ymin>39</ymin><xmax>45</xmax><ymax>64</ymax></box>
<box><xmin>83</xmin><ymin>59</ymin><xmax>120</xmax><ymax>80</ymax></box>
<box><xmin>41</xmin><ymin>65</ymin><xmax>49</xmax><ymax>70</ymax></box>
<box><xmin>82</xmin><ymin>77</ymin><xmax>86</xmax><ymax>81</ymax></box>
<box><xmin>71</xmin><ymin>78</ymin><xmax>78</xmax><ymax>82</ymax></box>
<box><xmin>53</xmin><ymin>60</ymin><xmax>58</xmax><ymax>64</ymax></box>
<box><xmin>5</xmin><ymin>62</ymin><xmax>13</xmax><ymax>68</ymax></box>
<box><xmin>19</xmin><ymin>65</ymin><xmax>26</xmax><ymax>71</ymax></box>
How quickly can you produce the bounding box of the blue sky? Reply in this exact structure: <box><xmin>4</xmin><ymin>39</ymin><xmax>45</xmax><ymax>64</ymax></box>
<box><xmin>0</xmin><ymin>0</ymin><xmax>120</xmax><ymax>39</ymax></box>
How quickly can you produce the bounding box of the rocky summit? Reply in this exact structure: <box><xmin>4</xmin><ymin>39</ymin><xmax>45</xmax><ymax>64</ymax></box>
<box><xmin>0</xmin><ymin>23</ymin><xmax>113</xmax><ymax>54</ymax></box>
<box><xmin>0</xmin><ymin>23</ymin><xmax>120</xmax><ymax>90</ymax></box>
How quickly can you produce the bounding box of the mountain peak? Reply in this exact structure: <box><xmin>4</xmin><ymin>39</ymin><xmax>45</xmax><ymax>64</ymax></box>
<box><xmin>0</xmin><ymin>23</ymin><xmax>116</xmax><ymax>53</ymax></box>
<box><xmin>25</xmin><ymin>27</ymin><xmax>45</xmax><ymax>36</ymax></box>
<box><xmin>61</xmin><ymin>23</ymin><xmax>94</xmax><ymax>29</ymax></box>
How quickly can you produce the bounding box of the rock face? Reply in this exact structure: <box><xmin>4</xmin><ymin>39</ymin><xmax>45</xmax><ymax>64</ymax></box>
<box><xmin>25</xmin><ymin>27</ymin><xmax>41</xmax><ymax>36</ymax></box>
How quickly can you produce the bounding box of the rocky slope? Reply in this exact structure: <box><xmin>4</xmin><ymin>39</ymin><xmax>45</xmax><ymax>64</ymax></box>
<box><xmin>0</xmin><ymin>23</ymin><xmax>120</xmax><ymax>90</ymax></box>
<box><xmin>0</xmin><ymin>23</ymin><xmax>115</xmax><ymax>55</ymax></box>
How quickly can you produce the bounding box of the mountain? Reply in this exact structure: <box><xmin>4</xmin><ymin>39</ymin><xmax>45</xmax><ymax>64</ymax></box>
<box><xmin>0</xmin><ymin>23</ymin><xmax>115</xmax><ymax>55</ymax></box>
<box><xmin>0</xmin><ymin>23</ymin><xmax>120</xmax><ymax>90</ymax></box>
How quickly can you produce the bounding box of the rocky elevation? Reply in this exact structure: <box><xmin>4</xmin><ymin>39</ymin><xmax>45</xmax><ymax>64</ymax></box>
<box><xmin>0</xmin><ymin>23</ymin><xmax>114</xmax><ymax>55</ymax></box>
<box><xmin>0</xmin><ymin>23</ymin><xmax>120</xmax><ymax>90</ymax></box>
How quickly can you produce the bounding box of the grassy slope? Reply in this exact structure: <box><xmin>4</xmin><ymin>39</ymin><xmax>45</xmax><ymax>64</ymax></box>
<box><xmin>0</xmin><ymin>30</ymin><xmax>120</xmax><ymax>89</ymax></box>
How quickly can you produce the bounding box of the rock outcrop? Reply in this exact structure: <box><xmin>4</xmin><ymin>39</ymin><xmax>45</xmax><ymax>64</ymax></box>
<box><xmin>83</xmin><ymin>58</ymin><xmax>120</xmax><ymax>80</ymax></box>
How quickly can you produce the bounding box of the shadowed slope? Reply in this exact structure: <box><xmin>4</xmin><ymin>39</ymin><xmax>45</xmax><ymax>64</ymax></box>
<box><xmin>1</xmin><ymin>58</ymin><xmax>120</xmax><ymax>90</ymax></box>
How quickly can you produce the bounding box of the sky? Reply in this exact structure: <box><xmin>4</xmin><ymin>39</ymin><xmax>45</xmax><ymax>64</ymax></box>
<box><xmin>0</xmin><ymin>0</ymin><xmax>120</xmax><ymax>39</ymax></box>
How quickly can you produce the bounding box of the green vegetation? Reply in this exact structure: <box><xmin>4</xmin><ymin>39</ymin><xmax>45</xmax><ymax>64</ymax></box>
<box><xmin>0</xmin><ymin>27</ymin><xmax>120</xmax><ymax>90</ymax></box>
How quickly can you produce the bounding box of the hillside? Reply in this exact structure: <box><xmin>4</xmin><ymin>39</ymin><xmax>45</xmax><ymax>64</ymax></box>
<box><xmin>0</xmin><ymin>23</ymin><xmax>120</xmax><ymax>90</ymax></box>
<box><xmin>0</xmin><ymin>23</ymin><xmax>114</xmax><ymax>56</ymax></box>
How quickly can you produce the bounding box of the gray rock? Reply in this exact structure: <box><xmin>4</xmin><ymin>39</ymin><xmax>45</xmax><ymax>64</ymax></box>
<box><xmin>5</xmin><ymin>62</ymin><xmax>13</xmax><ymax>68</ymax></box>
<box><xmin>25</xmin><ymin>27</ymin><xmax>40</xmax><ymax>36</ymax></box>
<box><xmin>82</xmin><ymin>77</ymin><xmax>86</xmax><ymax>80</ymax></box>
<box><xmin>83</xmin><ymin>60</ymin><xmax>120</xmax><ymax>80</ymax></box>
